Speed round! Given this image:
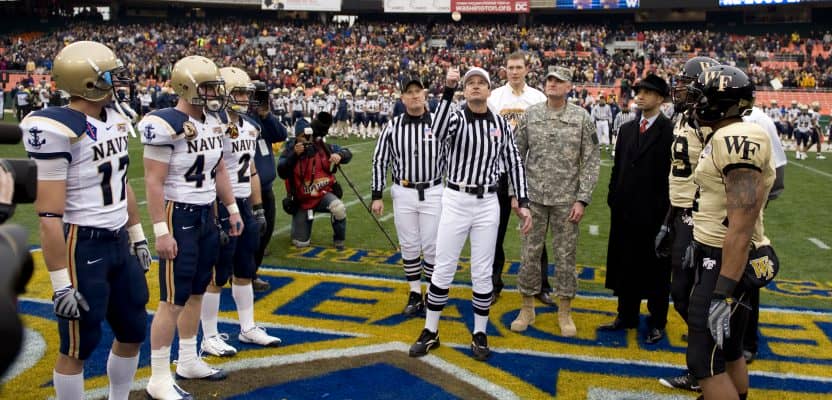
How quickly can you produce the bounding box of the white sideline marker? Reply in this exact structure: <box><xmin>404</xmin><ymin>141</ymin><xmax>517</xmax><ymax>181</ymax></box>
<box><xmin>808</xmin><ymin>237</ymin><xmax>830</xmax><ymax>250</ymax></box>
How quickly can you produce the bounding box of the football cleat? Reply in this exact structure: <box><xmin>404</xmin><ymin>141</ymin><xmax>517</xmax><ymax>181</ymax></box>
<box><xmin>239</xmin><ymin>326</ymin><xmax>282</xmax><ymax>347</ymax></box>
<box><xmin>409</xmin><ymin>329</ymin><xmax>440</xmax><ymax>357</ymax></box>
<box><xmin>470</xmin><ymin>332</ymin><xmax>491</xmax><ymax>361</ymax></box>
<box><xmin>175</xmin><ymin>357</ymin><xmax>227</xmax><ymax>381</ymax></box>
<box><xmin>658</xmin><ymin>372</ymin><xmax>701</xmax><ymax>392</ymax></box>
<box><xmin>200</xmin><ymin>333</ymin><xmax>237</xmax><ymax>357</ymax></box>
<box><xmin>145</xmin><ymin>381</ymin><xmax>193</xmax><ymax>400</ymax></box>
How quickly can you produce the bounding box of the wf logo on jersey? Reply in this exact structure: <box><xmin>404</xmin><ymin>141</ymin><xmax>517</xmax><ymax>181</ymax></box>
<box><xmin>27</xmin><ymin>127</ymin><xmax>46</xmax><ymax>150</ymax></box>
<box><xmin>724</xmin><ymin>136</ymin><xmax>761</xmax><ymax>160</ymax></box>
<box><xmin>143</xmin><ymin>125</ymin><xmax>156</xmax><ymax>141</ymax></box>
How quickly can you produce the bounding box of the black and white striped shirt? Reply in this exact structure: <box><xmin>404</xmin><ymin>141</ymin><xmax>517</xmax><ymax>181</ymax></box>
<box><xmin>371</xmin><ymin>111</ymin><xmax>446</xmax><ymax>198</ymax></box>
<box><xmin>433</xmin><ymin>88</ymin><xmax>529</xmax><ymax>204</ymax></box>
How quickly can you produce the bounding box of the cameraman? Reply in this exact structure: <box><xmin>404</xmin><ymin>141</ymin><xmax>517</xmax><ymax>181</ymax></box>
<box><xmin>0</xmin><ymin>163</ymin><xmax>13</xmax><ymax>223</ymax></box>
<box><xmin>277</xmin><ymin>115</ymin><xmax>351</xmax><ymax>250</ymax></box>
<box><xmin>251</xmin><ymin>82</ymin><xmax>287</xmax><ymax>291</ymax></box>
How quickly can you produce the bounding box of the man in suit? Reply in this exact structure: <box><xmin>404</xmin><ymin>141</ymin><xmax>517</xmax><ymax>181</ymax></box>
<box><xmin>602</xmin><ymin>74</ymin><xmax>674</xmax><ymax>344</ymax></box>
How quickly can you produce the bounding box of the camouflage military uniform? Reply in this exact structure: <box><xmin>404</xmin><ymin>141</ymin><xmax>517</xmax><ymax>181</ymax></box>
<box><xmin>514</xmin><ymin>100</ymin><xmax>600</xmax><ymax>298</ymax></box>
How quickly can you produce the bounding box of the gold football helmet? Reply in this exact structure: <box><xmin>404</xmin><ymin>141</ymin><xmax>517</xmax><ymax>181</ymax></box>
<box><xmin>171</xmin><ymin>56</ymin><xmax>225</xmax><ymax>112</ymax></box>
<box><xmin>51</xmin><ymin>41</ymin><xmax>128</xmax><ymax>102</ymax></box>
<box><xmin>219</xmin><ymin>67</ymin><xmax>254</xmax><ymax>113</ymax></box>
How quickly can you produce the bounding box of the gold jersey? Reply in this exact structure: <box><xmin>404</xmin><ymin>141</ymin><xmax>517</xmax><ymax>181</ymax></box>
<box><xmin>693</xmin><ymin>122</ymin><xmax>775</xmax><ymax>249</ymax></box>
<box><xmin>669</xmin><ymin>116</ymin><xmax>706</xmax><ymax>208</ymax></box>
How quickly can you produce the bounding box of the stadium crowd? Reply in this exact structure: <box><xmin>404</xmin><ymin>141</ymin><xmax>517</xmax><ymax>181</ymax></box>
<box><xmin>5</xmin><ymin>19</ymin><xmax>832</xmax><ymax>95</ymax></box>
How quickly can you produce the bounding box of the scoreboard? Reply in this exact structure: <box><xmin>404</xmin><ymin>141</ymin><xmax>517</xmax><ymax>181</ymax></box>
<box><xmin>555</xmin><ymin>0</ymin><xmax>639</xmax><ymax>9</ymax></box>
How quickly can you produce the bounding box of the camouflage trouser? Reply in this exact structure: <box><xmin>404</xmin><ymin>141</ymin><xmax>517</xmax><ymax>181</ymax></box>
<box><xmin>519</xmin><ymin>202</ymin><xmax>578</xmax><ymax>298</ymax></box>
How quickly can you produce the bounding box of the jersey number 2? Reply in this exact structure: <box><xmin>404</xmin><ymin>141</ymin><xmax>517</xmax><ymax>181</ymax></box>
<box><xmin>98</xmin><ymin>156</ymin><xmax>129</xmax><ymax>206</ymax></box>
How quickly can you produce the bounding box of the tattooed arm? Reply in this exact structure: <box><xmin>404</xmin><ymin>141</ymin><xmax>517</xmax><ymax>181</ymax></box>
<box><xmin>721</xmin><ymin>168</ymin><xmax>767</xmax><ymax>281</ymax></box>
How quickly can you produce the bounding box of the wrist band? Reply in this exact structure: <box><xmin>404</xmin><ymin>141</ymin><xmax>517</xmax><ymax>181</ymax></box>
<box><xmin>153</xmin><ymin>222</ymin><xmax>170</xmax><ymax>238</ymax></box>
<box><xmin>714</xmin><ymin>275</ymin><xmax>738</xmax><ymax>297</ymax></box>
<box><xmin>49</xmin><ymin>268</ymin><xmax>72</xmax><ymax>291</ymax></box>
<box><xmin>127</xmin><ymin>223</ymin><xmax>146</xmax><ymax>243</ymax></box>
<box><xmin>226</xmin><ymin>203</ymin><xmax>240</xmax><ymax>215</ymax></box>
<box><xmin>253</xmin><ymin>204</ymin><xmax>263</xmax><ymax>211</ymax></box>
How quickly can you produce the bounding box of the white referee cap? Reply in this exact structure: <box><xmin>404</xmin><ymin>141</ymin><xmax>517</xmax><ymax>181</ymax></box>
<box><xmin>463</xmin><ymin>67</ymin><xmax>491</xmax><ymax>87</ymax></box>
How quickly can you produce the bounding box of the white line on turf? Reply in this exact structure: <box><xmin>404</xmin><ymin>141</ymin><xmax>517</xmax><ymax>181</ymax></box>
<box><xmin>808</xmin><ymin>237</ymin><xmax>831</xmax><ymax>250</ymax></box>
<box><xmin>790</xmin><ymin>161</ymin><xmax>832</xmax><ymax>179</ymax></box>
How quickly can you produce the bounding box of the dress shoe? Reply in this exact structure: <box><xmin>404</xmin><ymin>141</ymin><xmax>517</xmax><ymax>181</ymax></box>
<box><xmin>535</xmin><ymin>292</ymin><xmax>555</xmax><ymax>306</ymax></box>
<box><xmin>598</xmin><ymin>318</ymin><xmax>637</xmax><ymax>331</ymax></box>
<box><xmin>645</xmin><ymin>327</ymin><xmax>665</xmax><ymax>344</ymax></box>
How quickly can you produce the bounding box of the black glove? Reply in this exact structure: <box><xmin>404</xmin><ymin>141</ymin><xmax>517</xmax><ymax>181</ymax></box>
<box><xmin>253</xmin><ymin>204</ymin><xmax>267</xmax><ymax>236</ymax></box>
<box><xmin>130</xmin><ymin>239</ymin><xmax>152</xmax><ymax>273</ymax></box>
<box><xmin>53</xmin><ymin>286</ymin><xmax>90</xmax><ymax>320</ymax></box>
<box><xmin>654</xmin><ymin>224</ymin><xmax>672</xmax><ymax>258</ymax></box>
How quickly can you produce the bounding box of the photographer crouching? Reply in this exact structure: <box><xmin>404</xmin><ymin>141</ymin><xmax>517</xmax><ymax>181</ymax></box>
<box><xmin>277</xmin><ymin>112</ymin><xmax>352</xmax><ymax>250</ymax></box>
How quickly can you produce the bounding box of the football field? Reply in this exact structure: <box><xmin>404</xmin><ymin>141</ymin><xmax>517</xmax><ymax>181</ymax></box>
<box><xmin>2</xmin><ymin>123</ymin><xmax>832</xmax><ymax>399</ymax></box>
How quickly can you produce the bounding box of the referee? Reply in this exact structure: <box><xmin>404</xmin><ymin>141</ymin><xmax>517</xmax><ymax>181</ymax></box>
<box><xmin>371</xmin><ymin>75</ymin><xmax>445</xmax><ymax>317</ymax></box>
<box><xmin>409</xmin><ymin>66</ymin><xmax>532</xmax><ymax>361</ymax></box>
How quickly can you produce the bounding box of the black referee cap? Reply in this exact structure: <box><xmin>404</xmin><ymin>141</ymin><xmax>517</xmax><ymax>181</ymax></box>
<box><xmin>400</xmin><ymin>75</ymin><xmax>425</xmax><ymax>93</ymax></box>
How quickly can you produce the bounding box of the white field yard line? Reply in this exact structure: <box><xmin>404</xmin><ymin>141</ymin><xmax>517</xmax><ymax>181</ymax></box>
<box><xmin>808</xmin><ymin>237</ymin><xmax>831</xmax><ymax>250</ymax></box>
<box><xmin>790</xmin><ymin>161</ymin><xmax>832</xmax><ymax>179</ymax></box>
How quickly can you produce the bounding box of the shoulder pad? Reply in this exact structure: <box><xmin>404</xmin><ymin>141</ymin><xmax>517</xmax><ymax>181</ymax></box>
<box><xmin>144</xmin><ymin>108</ymin><xmax>189</xmax><ymax>135</ymax></box>
<box><xmin>25</xmin><ymin>107</ymin><xmax>87</xmax><ymax>137</ymax></box>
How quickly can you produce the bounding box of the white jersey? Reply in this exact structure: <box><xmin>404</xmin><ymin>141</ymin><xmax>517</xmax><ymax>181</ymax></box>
<box><xmin>796</xmin><ymin>113</ymin><xmax>813</xmax><ymax>131</ymax></box>
<box><xmin>379</xmin><ymin>97</ymin><xmax>391</xmax><ymax>115</ymax></box>
<box><xmin>744</xmin><ymin>107</ymin><xmax>788</xmax><ymax>168</ymax></box>
<box><xmin>354</xmin><ymin>99</ymin><xmax>366</xmax><ymax>113</ymax></box>
<box><xmin>346</xmin><ymin>98</ymin><xmax>354</xmax><ymax>112</ymax></box>
<box><xmin>22</xmin><ymin>107</ymin><xmax>132</xmax><ymax>230</ymax></box>
<box><xmin>140</xmin><ymin>93</ymin><xmax>152</xmax><ymax>107</ymax></box>
<box><xmin>787</xmin><ymin>107</ymin><xmax>801</xmax><ymax>123</ymax></box>
<box><xmin>766</xmin><ymin>107</ymin><xmax>782</xmax><ymax>123</ymax></box>
<box><xmin>139</xmin><ymin>108</ymin><xmax>226</xmax><ymax>205</ymax></box>
<box><xmin>291</xmin><ymin>95</ymin><xmax>306</xmax><ymax>112</ymax></box>
<box><xmin>307</xmin><ymin>99</ymin><xmax>318</xmax><ymax>116</ymax></box>
<box><xmin>317</xmin><ymin>99</ymin><xmax>329</xmax><ymax>114</ymax></box>
<box><xmin>366</xmin><ymin>99</ymin><xmax>380</xmax><ymax>113</ymax></box>
<box><xmin>222</xmin><ymin>113</ymin><xmax>260</xmax><ymax>198</ymax></box>
<box><xmin>487</xmin><ymin>83</ymin><xmax>546</xmax><ymax>130</ymax></box>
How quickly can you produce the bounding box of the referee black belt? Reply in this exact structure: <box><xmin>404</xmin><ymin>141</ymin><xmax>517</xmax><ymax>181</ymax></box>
<box><xmin>394</xmin><ymin>177</ymin><xmax>442</xmax><ymax>201</ymax></box>
<box><xmin>447</xmin><ymin>182</ymin><xmax>499</xmax><ymax>199</ymax></box>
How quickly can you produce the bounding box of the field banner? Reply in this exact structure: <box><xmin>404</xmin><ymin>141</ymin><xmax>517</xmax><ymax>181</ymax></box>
<box><xmin>383</xmin><ymin>0</ymin><xmax>451</xmax><ymax>13</ymax></box>
<box><xmin>261</xmin><ymin>0</ymin><xmax>342</xmax><ymax>11</ymax></box>
<box><xmin>452</xmin><ymin>0</ymin><xmax>530</xmax><ymax>13</ymax></box>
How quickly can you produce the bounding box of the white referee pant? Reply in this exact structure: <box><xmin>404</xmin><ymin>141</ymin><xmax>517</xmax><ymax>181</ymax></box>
<box><xmin>391</xmin><ymin>183</ymin><xmax>442</xmax><ymax>286</ymax></box>
<box><xmin>596</xmin><ymin>120</ymin><xmax>610</xmax><ymax>145</ymax></box>
<box><xmin>427</xmin><ymin>186</ymin><xmax>499</xmax><ymax>318</ymax></box>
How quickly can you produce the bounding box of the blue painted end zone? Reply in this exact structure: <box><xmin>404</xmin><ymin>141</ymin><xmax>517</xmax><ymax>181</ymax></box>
<box><xmin>228</xmin><ymin>363</ymin><xmax>459</xmax><ymax>400</ymax></box>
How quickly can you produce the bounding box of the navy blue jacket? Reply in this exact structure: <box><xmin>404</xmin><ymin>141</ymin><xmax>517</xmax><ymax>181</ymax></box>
<box><xmin>251</xmin><ymin>112</ymin><xmax>287</xmax><ymax>189</ymax></box>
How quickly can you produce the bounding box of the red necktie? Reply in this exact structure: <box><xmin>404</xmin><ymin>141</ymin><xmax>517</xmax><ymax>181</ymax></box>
<box><xmin>640</xmin><ymin>119</ymin><xmax>649</xmax><ymax>134</ymax></box>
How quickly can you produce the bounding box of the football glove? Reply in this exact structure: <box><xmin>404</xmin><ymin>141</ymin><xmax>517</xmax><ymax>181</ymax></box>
<box><xmin>53</xmin><ymin>286</ymin><xmax>90</xmax><ymax>320</ymax></box>
<box><xmin>131</xmin><ymin>239</ymin><xmax>152</xmax><ymax>273</ymax></box>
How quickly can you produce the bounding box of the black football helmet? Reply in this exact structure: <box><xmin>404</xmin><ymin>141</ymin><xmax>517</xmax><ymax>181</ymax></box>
<box><xmin>672</xmin><ymin>56</ymin><xmax>719</xmax><ymax>112</ymax></box>
<box><xmin>686</xmin><ymin>65</ymin><xmax>754</xmax><ymax>127</ymax></box>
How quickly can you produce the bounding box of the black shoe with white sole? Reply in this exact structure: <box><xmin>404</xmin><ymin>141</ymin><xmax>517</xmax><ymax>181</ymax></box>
<box><xmin>658</xmin><ymin>372</ymin><xmax>701</xmax><ymax>392</ymax></box>
<box><xmin>409</xmin><ymin>328</ymin><xmax>440</xmax><ymax>357</ymax></box>
<box><xmin>403</xmin><ymin>292</ymin><xmax>425</xmax><ymax>317</ymax></box>
<box><xmin>470</xmin><ymin>332</ymin><xmax>491</xmax><ymax>361</ymax></box>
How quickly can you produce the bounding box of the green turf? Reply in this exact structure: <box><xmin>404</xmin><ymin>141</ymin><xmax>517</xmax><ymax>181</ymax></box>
<box><xmin>3</xmin><ymin>116</ymin><xmax>831</xmax><ymax>310</ymax></box>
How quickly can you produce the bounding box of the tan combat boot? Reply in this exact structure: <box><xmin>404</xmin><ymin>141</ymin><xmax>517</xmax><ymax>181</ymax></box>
<box><xmin>510</xmin><ymin>295</ymin><xmax>536</xmax><ymax>332</ymax></box>
<box><xmin>558</xmin><ymin>298</ymin><xmax>577</xmax><ymax>337</ymax></box>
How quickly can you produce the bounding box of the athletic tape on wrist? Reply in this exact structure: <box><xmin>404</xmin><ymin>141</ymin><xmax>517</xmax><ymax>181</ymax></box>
<box><xmin>153</xmin><ymin>222</ymin><xmax>170</xmax><ymax>238</ymax></box>
<box><xmin>49</xmin><ymin>269</ymin><xmax>72</xmax><ymax>291</ymax></box>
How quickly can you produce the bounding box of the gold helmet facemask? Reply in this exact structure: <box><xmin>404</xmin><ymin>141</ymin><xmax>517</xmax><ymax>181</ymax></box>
<box><xmin>219</xmin><ymin>67</ymin><xmax>254</xmax><ymax>114</ymax></box>
<box><xmin>171</xmin><ymin>56</ymin><xmax>227</xmax><ymax>112</ymax></box>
